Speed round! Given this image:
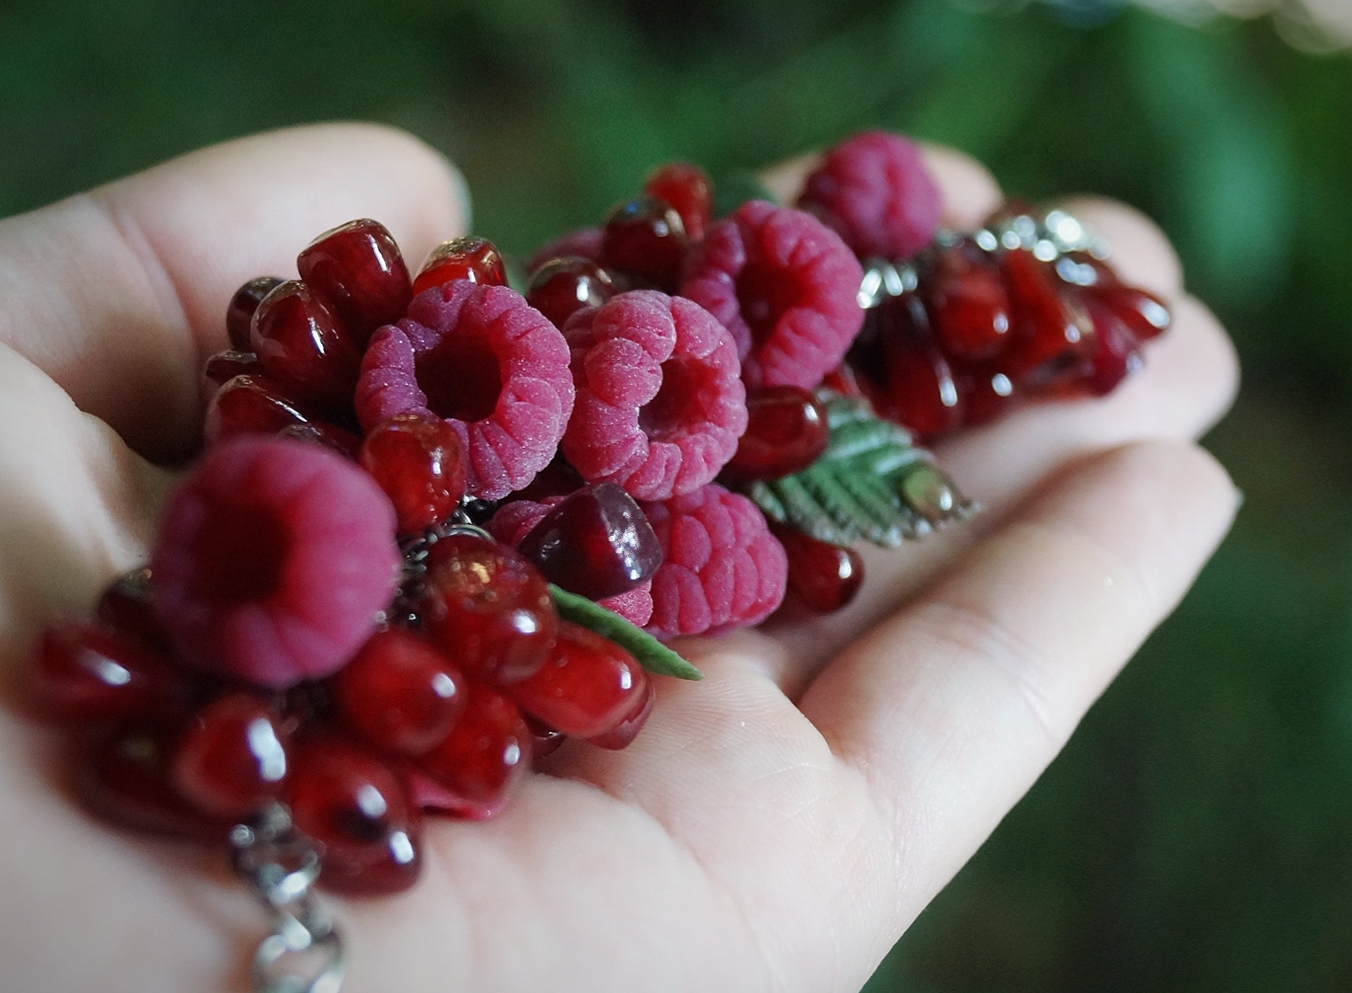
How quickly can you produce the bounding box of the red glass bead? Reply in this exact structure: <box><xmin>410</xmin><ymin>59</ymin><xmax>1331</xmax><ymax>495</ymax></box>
<box><xmin>997</xmin><ymin>248</ymin><xmax>1094</xmax><ymax>391</ymax></box>
<box><xmin>587</xmin><ymin>676</ymin><xmax>654</xmax><ymax>750</ymax></box>
<box><xmin>923</xmin><ymin>239</ymin><xmax>1011</xmax><ymax>361</ymax></box>
<box><xmin>204</xmin><ymin>374</ymin><xmax>310</xmax><ymax>445</ymax></box>
<box><xmin>416</xmin><ymin>533</ymin><xmax>558</xmax><ymax>685</ymax></box>
<box><xmin>524</xmin><ymin>713</ymin><xmax>567</xmax><ymax>761</ymax></box>
<box><xmin>226</xmin><ymin>276</ymin><xmax>286</xmax><ymax>352</ymax></box>
<box><xmin>772</xmin><ymin>524</ymin><xmax>864</xmax><ymax>614</ymax></box>
<box><xmin>275</xmin><ymin>420</ymin><xmax>363</xmax><ymax>460</ymax></box>
<box><xmin>643</xmin><ymin>162</ymin><xmax>713</xmax><ymax>243</ymax></box>
<box><xmin>871</xmin><ymin>295</ymin><xmax>964</xmax><ymax>440</ymax></box>
<box><xmin>95</xmin><ymin>567</ymin><xmax>172</xmax><ymax>652</ymax></box>
<box><xmin>287</xmin><ymin>737</ymin><xmax>422</xmax><ymax>894</ymax></box>
<box><xmin>201</xmin><ymin>349</ymin><xmax>258</xmax><ymax>403</ymax></box>
<box><xmin>250</xmin><ymin>280</ymin><xmax>362</xmax><ymax>418</ymax></box>
<box><xmin>724</xmin><ymin>385</ymin><xmax>829</xmax><ymax>482</ymax></box>
<box><xmin>526</xmin><ymin>255</ymin><xmax>617</xmax><ymax>329</ymax></box>
<box><xmin>334</xmin><ymin>628</ymin><xmax>467</xmax><ymax>756</ymax></box>
<box><xmin>508</xmin><ymin>621</ymin><xmax>650</xmax><ymax>739</ymax></box>
<box><xmin>516</xmin><ymin>483</ymin><xmax>663</xmax><ymax>600</ymax></box>
<box><xmin>22</xmin><ymin>619</ymin><xmax>186</xmax><ymax>724</ymax></box>
<box><xmin>955</xmin><ymin>362</ymin><xmax>1016</xmax><ymax>428</ymax></box>
<box><xmin>296</xmin><ymin>219</ymin><xmax>412</xmax><ymax>344</ymax></box>
<box><xmin>169</xmin><ymin>692</ymin><xmax>289</xmax><ymax>821</ymax></box>
<box><xmin>1080</xmin><ymin>291</ymin><xmax>1145</xmax><ymax>397</ymax></box>
<box><xmin>1091</xmin><ymin>283</ymin><xmax>1171</xmax><ymax>342</ymax></box>
<box><xmin>359</xmin><ymin>413</ymin><xmax>467</xmax><ymax>535</ymax></box>
<box><xmin>601</xmin><ymin>194</ymin><xmax>689</xmax><ymax>291</ymax></box>
<box><xmin>411</xmin><ymin>236</ymin><xmax>507</xmax><ymax>297</ymax></box>
<box><xmin>412</xmin><ymin>681</ymin><xmax>529</xmax><ymax>819</ymax></box>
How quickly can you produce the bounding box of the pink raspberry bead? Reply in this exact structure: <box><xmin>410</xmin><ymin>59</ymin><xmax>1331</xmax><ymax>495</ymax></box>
<box><xmin>681</xmin><ymin>201</ymin><xmax>863</xmax><ymax>391</ymax></box>
<box><xmin>561</xmin><ymin>290</ymin><xmax>746</xmax><ymax>502</ymax></box>
<box><xmin>355</xmin><ymin>281</ymin><xmax>575</xmax><ymax>501</ymax></box>
<box><xmin>150</xmin><ymin>438</ymin><xmax>401</xmax><ymax>689</ymax></box>
<box><xmin>797</xmin><ymin>130</ymin><xmax>942</xmax><ymax>260</ymax></box>
<box><xmin>642</xmin><ymin>483</ymin><xmax>787</xmax><ymax>639</ymax></box>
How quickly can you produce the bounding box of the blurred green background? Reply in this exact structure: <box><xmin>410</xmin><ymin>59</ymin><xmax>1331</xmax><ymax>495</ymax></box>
<box><xmin>2</xmin><ymin>0</ymin><xmax>1349</xmax><ymax>987</ymax></box>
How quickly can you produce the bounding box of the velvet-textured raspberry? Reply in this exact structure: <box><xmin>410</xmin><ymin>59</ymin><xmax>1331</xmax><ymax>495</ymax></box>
<box><xmin>797</xmin><ymin>130</ymin><xmax>942</xmax><ymax>261</ymax></box>
<box><xmin>681</xmin><ymin>201</ymin><xmax>863</xmax><ymax>391</ymax></box>
<box><xmin>561</xmin><ymin>290</ymin><xmax>746</xmax><ymax>501</ymax></box>
<box><xmin>641</xmin><ymin>483</ymin><xmax>787</xmax><ymax>638</ymax></box>
<box><xmin>150</xmin><ymin>437</ymin><xmax>401</xmax><ymax>688</ymax></box>
<box><xmin>355</xmin><ymin>280</ymin><xmax>575</xmax><ymax>501</ymax></box>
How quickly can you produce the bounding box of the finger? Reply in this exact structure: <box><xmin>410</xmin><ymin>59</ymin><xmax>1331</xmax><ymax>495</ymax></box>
<box><xmin>0</xmin><ymin>123</ymin><xmax>470</xmax><ymax>460</ymax></box>
<box><xmin>799</xmin><ymin>440</ymin><xmax>1238</xmax><ymax>910</ymax></box>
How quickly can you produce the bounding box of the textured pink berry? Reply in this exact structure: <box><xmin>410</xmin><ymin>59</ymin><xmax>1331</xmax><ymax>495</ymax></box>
<box><xmin>355</xmin><ymin>281</ymin><xmax>575</xmax><ymax>501</ymax></box>
<box><xmin>681</xmin><ymin>201</ymin><xmax>863</xmax><ymax>390</ymax></box>
<box><xmin>641</xmin><ymin>483</ymin><xmax>787</xmax><ymax>638</ymax></box>
<box><xmin>561</xmin><ymin>290</ymin><xmax>746</xmax><ymax>501</ymax></box>
<box><xmin>150</xmin><ymin>438</ymin><xmax>401</xmax><ymax>688</ymax></box>
<box><xmin>797</xmin><ymin>130</ymin><xmax>942</xmax><ymax>260</ymax></box>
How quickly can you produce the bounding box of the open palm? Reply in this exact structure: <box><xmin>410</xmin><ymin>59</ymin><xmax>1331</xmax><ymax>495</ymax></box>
<box><xmin>0</xmin><ymin>124</ymin><xmax>1238</xmax><ymax>993</ymax></box>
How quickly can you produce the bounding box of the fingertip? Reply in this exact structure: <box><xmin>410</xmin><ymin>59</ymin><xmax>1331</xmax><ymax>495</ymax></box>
<box><xmin>918</xmin><ymin>142</ymin><xmax>1003</xmax><ymax>229</ymax></box>
<box><xmin>1054</xmin><ymin>195</ymin><xmax>1184</xmax><ymax>299</ymax></box>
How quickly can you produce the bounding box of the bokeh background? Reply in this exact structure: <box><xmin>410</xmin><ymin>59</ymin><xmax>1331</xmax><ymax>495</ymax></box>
<box><xmin>2</xmin><ymin>0</ymin><xmax>1349</xmax><ymax>988</ymax></box>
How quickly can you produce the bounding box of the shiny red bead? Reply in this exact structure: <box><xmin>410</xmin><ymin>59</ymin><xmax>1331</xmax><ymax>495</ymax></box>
<box><xmin>204</xmin><ymin>374</ymin><xmax>310</xmax><ymax>445</ymax></box>
<box><xmin>526</xmin><ymin>255</ymin><xmax>617</xmax><ymax>329</ymax></box>
<box><xmin>643</xmin><ymin>162</ymin><xmax>713</xmax><ymax>243</ymax></box>
<box><xmin>201</xmin><ymin>350</ymin><xmax>258</xmax><ymax>403</ymax></box>
<box><xmin>359</xmin><ymin>413</ymin><xmax>467</xmax><ymax>535</ymax></box>
<box><xmin>1092</xmin><ymin>283</ymin><xmax>1171</xmax><ymax>342</ymax></box>
<box><xmin>275</xmin><ymin>420</ymin><xmax>363</xmax><ymax>459</ymax></box>
<box><xmin>226</xmin><ymin>276</ymin><xmax>286</xmax><ymax>352</ymax></box>
<box><xmin>411</xmin><ymin>236</ymin><xmax>507</xmax><ymax>297</ymax></box>
<box><xmin>508</xmin><ymin>621</ymin><xmax>650</xmax><ymax>739</ymax></box>
<box><xmin>872</xmin><ymin>295</ymin><xmax>964</xmax><ymax>440</ymax></box>
<box><xmin>724</xmin><ymin>385</ymin><xmax>829</xmax><ymax>482</ymax></box>
<box><xmin>587</xmin><ymin>676</ymin><xmax>654</xmax><ymax>750</ymax></box>
<box><xmin>95</xmin><ymin>568</ymin><xmax>171</xmax><ymax>651</ymax></box>
<box><xmin>170</xmin><ymin>692</ymin><xmax>289</xmax><ymax>821</ymax></box>
<box><xmin>601</xmin><ymin>194</ymin><xmax>689</xmax><ymax>291</ymax></box>
<box><xmin>773</xmin><ymin>525</ymin><xmax>864</xmax><ymax>614</ymax></box>
<box><xmin>923</xmin><ymin>239</ymin><xmax>1011</xmax><ymax>361</ymax></box>
<box><xmin>250</xmin><ymin>280</ymin><xmax>362</xmax><ymax>418</ymax></box>
<box><xmin>1080</xmin><ymin>291</ymin><xmax>1145</xmax><ymax>397</ymax></box>
<box><xmin>954</xmin><ymin>362</ymin><xmax>1016</xmax><ymax>427</ymax></box>
<box><xmin>997</xmin><ymin>248</ymin><xmax>1094</xmax><ymax>390</ymax></box>
<box><xmin>412</xmin><ymin>681</ymin><xmax>529</xmax><ymax>819</ymax></box>
<box><xmin>297</xmin><ymin>219</ymin><xmax>412</xmax><ymax>344</ymax></box>
<box><xmin>334</xmin><ymin>628</ymin><xmax>467</xmax><ymax>756</ymax></box>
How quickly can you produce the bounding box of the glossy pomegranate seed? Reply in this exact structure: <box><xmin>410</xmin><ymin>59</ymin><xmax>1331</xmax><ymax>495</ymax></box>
<box><xmin>601</xmin><ymin>194</ymin><xmax>689</xmax><ymax>291</ymax></box>
<box><xmin>524</xmin><ymin>714</ymin><xmax>566</xmax><ymax>760</ymax></box>
<box><xmin>96</xmin><ymin>567</ymin><xmax>171</xmax><ymax>651</ymax></box>
<box><xmin>923</xmin><ymin>239</ymin><xmax>1011</xmax><ymax>361</ymax></box>
<box><xmin>1080</xmin><ymin>291</ymin><xmax>1144</xmax><ymax>397</ymax></box>
<box><xmin>201</xmin><ymin>349</ymin><xmax>258</xmax><ymax>403</ymax></box>
<box><xmin>296</xmin><ymin>219</ymin><xmax>412</xmax><ymax>344</ymax></box>
<box><xmin>169</xmin><ymin>692</ymin><xmax>289</xmax><ymax>821</ymax></box>
<box><xmin>250</xmin><ymin>279</ymin><xmax>362</xmax><ymax>417</ymax></box>
<box><xmin>287</xmin><ymin>736</ymin><xmax>422</xmax><ymax>894</ymax></box>
<box><xmin>516</xmin><ymin>483</ymin><xmax>663</xmax><ymax>600</ymax></box>
<box><xmin>416</xmin><ymin>532</ymin><xmax>558</xmax><ymax>684</ymax></box>
<box><xmin>226</xmin><ymin>276</ymin><xmax>286</xmax><ymax>352</ymax></box>
<box><xmin>359</xmin><ymin>413</ymin><xmax>467</xmax><ymax>535</ymax></box>
<box><xmin>204</xmin><ymin>374</ymin><xmax>310</xmax><ymax>445</ymax></box>
<box><xmin>22</xmin><ymin>619</ymin><xmax>186</xmax><ymax>724</ymax></box>
<box><xmin>275</xmin><ymin>420</ymin><xmax>363</xmax><ymax>459</ymax></box>
<box><xmin>724</xmin><ymin>385</ymin><xmax>829</xmax><ymax>482</ymax></box>
<box><xmin>872</xmin><ymin>295</ymin><xmax>963</xmax><ymax>440</ymax></box>
<box><xmin>772</xmin><ymin>524</ymin><xmax>864</xmax><ymax>614</ymax></box>
<box><xmin>643</xmin><ymin>162</ymin><xmax>713</xmax><ymax>242</ymax></box>
<box><xmin>334</xmin><ymin>628</ymin><xmax>467</xmax><ymax>756</ymax></box>
<box><xmin>411</xmin><ymin>236</ymin><xmax>507</xmax><ymax>297</ymax></box>
<box><xmin>76</xmin><ymin>725</ymin><xmax>231</xmax><ymax>840</ymax></box>
<box><xmin>508</xmin><ymin>621</ymin><xmax>650</xmax><ymax>738</ymax></box>
<box><xmin>412</xmin><ymin>681</ymin><xmax>529</xmax><ymax>819</ymax></box>
<box><xmin>526</xmin><ymin>255</ymin><xmax>617</xmax><ymax>329</ymax></box>
<box><xmin>998</xmin><ymin>248</ymin><xmax>1094</xmax><ymax>390</ymax></box>
<box><xmin>587</xmin><ymin>676</ymin><xmax>654</xmax><ymax>750</ymax></box>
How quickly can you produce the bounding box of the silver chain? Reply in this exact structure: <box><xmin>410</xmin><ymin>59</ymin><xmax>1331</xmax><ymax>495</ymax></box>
<box><xmin>230</xmin><ymin>803</ymin><xmax>345</xmax><ymax>993</ymax></box>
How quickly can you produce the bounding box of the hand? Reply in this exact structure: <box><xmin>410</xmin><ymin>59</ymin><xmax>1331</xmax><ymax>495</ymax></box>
<box><xmin>0</xmin><ymin>124</ymin><xmax>1238</xmax><ymax>993</ymax></box>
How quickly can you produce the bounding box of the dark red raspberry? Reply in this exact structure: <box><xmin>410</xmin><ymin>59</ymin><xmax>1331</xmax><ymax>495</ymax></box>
<box><xmin>412</xmin><ymin>236</ymin><xmax>507</xmax><ymax>297</ymax></box>
<box><xmin>225</xmin><ymin>276</ymin><xmax>286</xmax><ymax>352</ymax></box>
<box><xmin>150</xmin><ymin>437</ymin><xmax>401</xmax><ymax>689</ymax></box>
<box><xmin>723</xmin><ymin>385</ymin><xmax>829</xmax><ymax>482</ymax></box>
<box><xmin>797</xmin><ymin>130</ymin><xmax>942</xmax><ymax>260</ymax></box>
<box><xmin>561</xmin><ymin>290</ymin><xmax>746</xmax><ymax>501</ymax></box>
<box><xmin>169</xmin><ymin>692</ymin><xmax>289</xmax><ymax>821</ymax></box>
<box><xmin>681</xmin><ymin>201</ymin><xmax>863</xmax><ymax>390</ymax></box>
<box><xmin>643</xmin><ymin>162</ymin><xmax>713</xmax><ymax>243</ymax></box>
<box><xmin>250</xmin><ymin>279</ymin><xmax>362</xmax><ymax>418</ymax></box>
<box><xmin>355</xmin><ymin>281</ymin><xmax>575</xmax><ymax>501</ymax></box>
<box><xmin>410</xmin><ymin>680</ymin><xmax>530</xmax><ymax>819</ymax></box>
<box><xmin>642</xmin><ymin>483</ymin><xmax>787</xmax><ymax>638</ymax></box>
<box><xmin>360</xmin><ymin>413</ymin><xmax>467</xmax><ymax>535</ymax></box>
<box><xmin>297</xmin><ymin>218</ymin><xmax>413</xmax><ymax>344</ymax></box>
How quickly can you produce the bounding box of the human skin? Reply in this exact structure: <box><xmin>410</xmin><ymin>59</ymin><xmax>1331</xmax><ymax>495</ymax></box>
<box><xmin>0</xmin><ymin>123</ymin><xmax>1238</xmax><ymax>992</ymax></box>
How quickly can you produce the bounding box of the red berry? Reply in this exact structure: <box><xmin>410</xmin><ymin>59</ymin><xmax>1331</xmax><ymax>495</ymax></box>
<box><xmin>643</xmin><ymin>162</ymin><xmax>713</xmax><ymax>243</ymax></box>
<box><xmin>412</xmin><ymin>681</ymin><xmax>530</xmax><ymax>819</ymax></box>
<box><xmin>204</xmin><ymin>373</ymin><xmax>310</xmax><ymax>445</ymax></box>
<box><xmin>516</xmin><ymin>483</ymin><xmax>663</xmax><ymax>600</ymax></box>
<box><xmin>170</xmin><ymin>692</ymin><xmax>289</xmax><ymax>821</ymax></box>
<box><xmin>526</xmin><ymin>256</ymin><xmax>617</xmax><ymax>329</ymax></box>
<box><xmin>724</xmin><ymin>385</ymin><xmax>829</xmax><ymax>482</ymax></box>
<box><xmin>773</xmin><ymin>524</ymin><xmax>864</xmax><ymax>614</ymax></box>
<box><xmin>923</xmin><ymin>239</ymin><xmax>1011</xmax><ymax>361</ymax></box>
<box><xmin>296</xmin><ymin>219</ymin><xmax>412</xmax><ymax>344</ymax></box>
<box><xmin>360</xmin><ymin>413</ymin><xmax>467</xmax><ymax>535</ymax></box>
<box><xmin>334</xmin><ymin>628</ymin><xmax>467</xmax><ymax>756</ymax></box>
<box><xmin>601</xmin><ymin>194</ymin><xmax>689</xmax><ymax>291</ymax></box>
<box><xmin>201</xmin><ymin>349</ymin><xmax>258</xmax><ymax>403</ymax></box>
<box><xmin>587</xmin><ymin>677</ymin><xmax>654</xmax><ymax>750</ymax></box>
<box><xmin>412</xmin><ymin>236</ymin><xmax>507</xmax><ymax>297</ymax></box>
<box><xmin>22</xmin><ymin>620</ymin><xmax>186</xmax><ymax>724</ymax></box>
<box><xmin>287</xmin><ymin>737</ymin><xmax>422</xmax><ymax>894</ymax></box>
<box><xmin>508</xmin><ymin>621</ymin><xmax>650</xmax><ymax>739</ymax></box>
<box><xmin>250</xmin><ymin>280</ymin><xmax>362</xmax><ymax>418</ymax></box>
<box><xmin>226</xmin><ymin>276</ymin><xmax>286</xmax><ymax>352</ymax></box>
<box><xmin>416</xmin><ymin>532</ymin><xmax>558</xmax><ymax>685</ymax></box>
<box><xmin>997</xmin><ymin>248</ymin><xmax>1094</xmax><ymax>390</ymax></box>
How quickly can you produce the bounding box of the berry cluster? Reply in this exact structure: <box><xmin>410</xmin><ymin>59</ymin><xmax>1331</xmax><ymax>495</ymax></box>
<box><xmin>20</xmin><ymin>129</ymin><xmax>1170</xmax><ymax>899</ymax></box>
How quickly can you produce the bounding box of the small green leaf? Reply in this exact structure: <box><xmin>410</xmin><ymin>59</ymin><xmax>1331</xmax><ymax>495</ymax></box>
<box><xmin>549</xmin><ymin>585</ymin><xmax>703</xmax><ymax>681</ymax></box>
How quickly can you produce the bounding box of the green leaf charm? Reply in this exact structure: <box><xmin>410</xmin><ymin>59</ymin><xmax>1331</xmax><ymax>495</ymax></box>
<box><xmin>549</xmin><ymin>584</ymin><xmax>703</xmax><ymax>681</ymax></box>
<box><xmin>745</xmin><ymin>392</ymin><xmax>975</xmax><ymax>548</ymax></box>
